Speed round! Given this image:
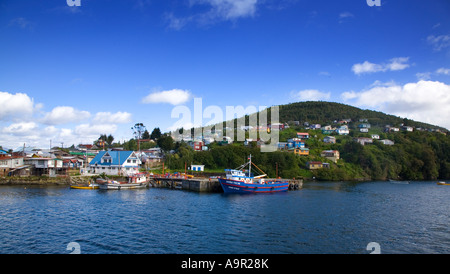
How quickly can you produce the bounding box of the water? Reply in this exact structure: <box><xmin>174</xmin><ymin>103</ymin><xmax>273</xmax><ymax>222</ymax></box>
<box><xmin>0</xmin><ymin>181</ymin><xmax>448</xmax><ymax>254</ymax></box>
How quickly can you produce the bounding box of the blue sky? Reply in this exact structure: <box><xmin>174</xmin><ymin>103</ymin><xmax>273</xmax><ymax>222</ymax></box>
<box><xmin>1</xmin><ymin>0</ymin><xmax>449</xmax><ymax>149</ymax></box>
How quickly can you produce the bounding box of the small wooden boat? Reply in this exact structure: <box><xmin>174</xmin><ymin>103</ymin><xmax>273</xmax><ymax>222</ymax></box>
<box><xmin>96</xmin><ymin>173</ymin><xmax>149</xmax><ymax>190</ymax></box>
<box><xmin>437</xmin><ymin>181</ymin><xmax>450</xmax><ymax>185</ymax></box>
<box><xmin>70</xmin><ymin>183</ymin><xmax>99</xmax><ymax>189</ymax></box>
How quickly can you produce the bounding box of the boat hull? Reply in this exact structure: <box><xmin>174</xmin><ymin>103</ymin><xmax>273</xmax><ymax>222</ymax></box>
<box><xmin>98</xmin><ymin>182</ymin><xmax>148</xmax><ymax>190</ymax></box>
<box><xmin>219</xmin><ymin>178</ymin><xmax>289</xmax><ymax>193</ymax></box>
<box><xmin>70</xmin><ymin>184</ymin><xmax>99</xmax><ymax>189</ymax></box>
<box><xmin>437</xmin><ymin>182</ymin><xmax>450</xmax><ymax>186</ymax></box>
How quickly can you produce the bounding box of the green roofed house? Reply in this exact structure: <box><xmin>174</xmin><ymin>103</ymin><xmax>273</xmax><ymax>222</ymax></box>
<box><xmin>88</xmin><ymin>151</ymin><xmax>141</xmax><ymax>176</ymax></box>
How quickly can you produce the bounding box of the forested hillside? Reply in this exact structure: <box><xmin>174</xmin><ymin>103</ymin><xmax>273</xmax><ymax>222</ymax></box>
<box><xmin>164</xmin><ymin>102</ymin><xmax>449</xmax><ymax>181</ymax></box>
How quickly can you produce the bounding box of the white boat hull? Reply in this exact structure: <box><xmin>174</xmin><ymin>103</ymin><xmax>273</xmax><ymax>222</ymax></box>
<box><xmin>98</xmin><ymin>182</ymin><xmax>148</xmax><ymax>190</ymax></box>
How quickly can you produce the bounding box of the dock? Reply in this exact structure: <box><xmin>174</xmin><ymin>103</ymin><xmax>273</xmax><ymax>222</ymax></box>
<box><xmin>149</xmin><ymin>177</ymin><xmax>303</xmax><ymax>193</ymax></box>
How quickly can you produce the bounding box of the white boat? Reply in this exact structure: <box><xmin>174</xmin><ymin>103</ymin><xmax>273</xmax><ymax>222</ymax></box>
<box><xmin>96</xmin><ymin>173</ymin><xmax>149</xmax><ymax>190</ymax></box>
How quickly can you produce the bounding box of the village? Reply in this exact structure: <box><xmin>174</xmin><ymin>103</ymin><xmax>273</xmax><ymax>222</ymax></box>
<box><xmin>1</xmin><ymin>116</ymin><xmax>443</xmax><ymax>181</ymax></box>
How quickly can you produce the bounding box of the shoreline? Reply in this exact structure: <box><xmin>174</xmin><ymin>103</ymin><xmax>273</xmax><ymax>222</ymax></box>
<box><xmin>0</xmin><ymin>175</ymin><xmax>441</xmax><ymax>187</ymax></box>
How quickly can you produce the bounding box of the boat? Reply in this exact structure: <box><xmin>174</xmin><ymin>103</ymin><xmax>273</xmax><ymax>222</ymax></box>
<box><xmin>437</xmin><ymin>181</ymin><xmax>450</xmax><ymax>185</ymax></box>
<box><xmin>70</xmin><ymin>183</ymin><xmax>99</xmax><ymax>189</ymax></box>
<box><xmin>218</xmin><ymin>155</ymin><xmax>289</xmax><ymax>193</ymax></box>
<box><xmin>96</xmin><ymin>173</ymin><xmax>149</xmax><ymax>190</ymax></box>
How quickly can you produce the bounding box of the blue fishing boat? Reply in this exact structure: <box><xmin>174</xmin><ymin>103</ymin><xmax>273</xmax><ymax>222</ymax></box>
<box><xmin>218</xmin><ymin>155</ymin><xmax>289</xmax><ymax>193</ymax></box>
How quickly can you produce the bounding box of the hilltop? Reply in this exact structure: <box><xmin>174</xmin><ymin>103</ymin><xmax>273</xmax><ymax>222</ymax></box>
<box><xmin>277</xmin><ymin>101</ymin><xmax>447</xmax><ymax>131</ymax></box>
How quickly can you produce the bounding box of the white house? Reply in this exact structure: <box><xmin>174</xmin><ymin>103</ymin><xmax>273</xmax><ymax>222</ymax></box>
<box><xmin>0</xmin><ymin>157</ymin><xmax>28</xmax><ymax>176</ymax></box>
<box><xmin>336</xmin><ymin>125</ymin><xmax>350</xmax><ymax>135</ymax></box>
<box><xmin>25</xmin><ymin>158</ymin><xmax>64</xmax><ymax>176</ymax></box>
<box><xmin>191</xmin><ymin>164</ymin><xmax>205</xmax><ymax>172</ymax></box>
<box><xmin>88</xmin><ymin>151</ymin><xmax>141</xmax><ymax>176</ymax></box>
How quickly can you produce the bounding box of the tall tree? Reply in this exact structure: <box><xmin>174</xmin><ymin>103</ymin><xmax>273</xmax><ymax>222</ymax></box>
<box><xmin>132</xmin><ymin>123</ymin><xmax>146</xmax><ymax>151</ymax></box>
<box><xmin>150</xmin><ymin>127</ymin><xmax>162</xmax><ymax>140</ymax></box>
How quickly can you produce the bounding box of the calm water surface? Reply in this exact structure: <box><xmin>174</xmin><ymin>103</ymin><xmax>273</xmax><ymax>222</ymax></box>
<box><xmin>0</xmin><ymin>181</ymin><xmax>448</xmax><ymax>254</ymax></box>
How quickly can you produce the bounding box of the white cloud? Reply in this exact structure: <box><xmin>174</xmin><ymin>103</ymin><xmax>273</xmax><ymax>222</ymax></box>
<box><xmin>341</xmin><ymin>80</ymin><xmax>450</xmax><ymax>129</ymax></box>
<box><xmin>75</xmin><ymin>123</ymin><xmax>118</xmax><ymax>137</ymax></box>
<box><xmin>93</xmin><ymin>111</ymin><xmax>132</xmax><ymax>124</ymax></box>
<box><xmin>42</xmin><ymin>106</ymin><xmax>91</xmax><ymax>125</ymax></box>
<box><xmin>339</xmin><ymin>12</ymin><xmax>354</xmax><ymax>19</ymax></box>
<box><xmin>427</xmin><ymin>34</ymin><xmax>450</xmax><ymax>51</ymax></box>
<box><xmin>2</xmin><ymin>122</ymin><xmax>38</xmax><ymax>136</ymax></box>
<box><xmin>416</xmin><ymin>72</ymin><xmax>432</xmax><ymax>81</ymax></box>
<box><xmin>167</xmin><ymin>0</ymin><xmax>258</xmax><ymax>29</ymax></box>
<box><xmin>352</xmin><ymin>57</ymin><xmax>410</xmax><ymax>75</ymax></box>
<box><xmin>142</xmin><ymin>89</ymin><xmax>191</xmax><ymax>105</ymax></box>
<box><xmin>0</xmin><ymin>91</ymin><xmax>35</xmax><ymax>121</ymax></box>
<box><xmin>436</xmin><ymin>67</ymin><xmax>450</xmax><ymax>75</ymax></box>
<box><xmin>291</xmin><ymin>89</ymin><xmax>331</xmax><ymax>101</ymax></box>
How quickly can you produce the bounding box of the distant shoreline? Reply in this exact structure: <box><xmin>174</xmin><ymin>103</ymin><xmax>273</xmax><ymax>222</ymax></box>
<box><xmin>0</xmin><ymin>176</ymin><xmax>71</xmax><ymax>186</ymax></box>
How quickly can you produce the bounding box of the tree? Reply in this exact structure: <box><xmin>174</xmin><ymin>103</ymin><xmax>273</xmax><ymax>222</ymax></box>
<box><xmin>132</xmin><ymin>123</ymin><xmax>146</xmax><ymax>140</ymax></box>
<box><xmin>142</xmin><ymin>130</ymin><xmax>150</xmax><ymax>140</ymax></box>
<box><xmin>150</xmin><ymin>127</ymin><xmax>162</xmax><ymax>140</ymax></box>
<box><xmin>157</xmin><ymin>134</ymin><xmax>174</xmax><ymax>152</ymax></box>
<box><xmin>106</xmin><ymin>134</ymin><xmax>114</xmax><ymax>146</ymax></box>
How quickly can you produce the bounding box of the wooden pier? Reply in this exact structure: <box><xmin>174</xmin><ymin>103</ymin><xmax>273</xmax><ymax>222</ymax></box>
<box><xmin>149</xmin><ymin>177</ymin><xmax>302</xmax><ymax>193</ymax></box>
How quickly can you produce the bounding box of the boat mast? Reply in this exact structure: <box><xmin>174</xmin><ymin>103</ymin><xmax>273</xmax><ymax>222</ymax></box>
<box><xmin>248</xmin><ymin>154</ymin><xmax>251</xmax><ymax>177</ymax></box>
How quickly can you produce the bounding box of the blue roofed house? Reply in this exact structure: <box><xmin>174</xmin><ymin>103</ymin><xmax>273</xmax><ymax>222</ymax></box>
<box><xmin>88</xmin><ymin>151</ymin><xmax>141</xmax><ymax>176</ymax></box>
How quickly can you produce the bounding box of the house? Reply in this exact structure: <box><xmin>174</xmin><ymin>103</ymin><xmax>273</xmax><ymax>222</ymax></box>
<box><xmin>321</xmin><ymin>150</ymin><xmax>340</xmax><ymax>163</ymax></box>
<box><xmin>306</xmin><ymin>161</ymin><xmax>329</xmax><ymax>170</ymax></box>
<box><xmin>287</xmin><ymin>138</ymin><xmax>305</xmax><ymax>149</ymax></box>
<box><xmin>191</xmin><ymin>164</ymin><xmax>205</xmax><ymax>172</ymax></box>
<box><xmin>354</xmin><ymin>137</ymin><xmax>373</xmax><ymax>146</ymax></box>
<box><xmin>0</xmin><ymin>149</ymin><xmax>11</xmax><ymax>157</ymax></box>
<box><xmin>384</xmin><ymin>126</ymin><xmax>399</xmax><ymax>132</ymax></box>
<box><xmin>270</xmin><ymin>123</ymin><xmax>285</xmax><ymax>130</ymax></box>
<box><xmin>402</xmin><ymin>126</ymin><xmax>414</xmax><ymax>132</ymax></box>
<box><xmin>189</xmin><ymin>141</ymin><xmax>204</xmax><ymax>151</ymax></box>
<box><xmin>358</xmin><ymin>123</ymin><xmax>371</xmax><ymax>129</ymax></box>
<box><xmin>309</xmin><ymin>124</ymin><xmax>321</xmax><ymax>129</ymax></box>
<box><xmin>336</xmin><ymin>125</ymin><xmax>349</xmax><ymax>135</ymax></box>
<box><xmin>25</xmin><ymin>158</ymin><xmax>64</xmax><ymax>176</ymax></box>
<box><xmin>371</xmin><ymin>134</ymin><xmax>380</xmax><ymax>140</ymax></box>
<box><xmin>0</xmin><ymin>157</ymin><xmax>30</xmax><ymax>176</ymax></box>
<box><xmin>294</xmin><ymin>147</ymin><xmax>309</xmax><ymax>156</ymax></box>
<box><xmin>297</xmin><ymin>132</ymin><xmax>309</xmax><ymax>139</ymax></box>
<box><xmin>323</xmin><ymin>136</ymin><xmax>336</xmax><ymax>144</ymax></box>
<box><xmin>88</xmin><ymin>151</ymin><xmax>141</xmax><ymax>176</ymax></box>
<box><xmin>379</xmin><ymin>139</ymin><xmax>395</xmax><ymax>146</ymax></box>
<box><xmin>360</xmin><ymin>128</ymin><xmax>369</xmax><ymax>133</ymax></box>
<box><xmin>277</xmin><ymin>142</ymin><xmax>288</xmax><ymax>150</ymax></box>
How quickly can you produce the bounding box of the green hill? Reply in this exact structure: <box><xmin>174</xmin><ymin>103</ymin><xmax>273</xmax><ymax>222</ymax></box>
<box><xmin>167</xmin><ymin>101</ymin><xmax>450</xmax><ymax>181</ymax></box>
<box><xmin>277</xmin><ymin>101</ymin><xmax>447</xmax><ymax>131</ymax></box>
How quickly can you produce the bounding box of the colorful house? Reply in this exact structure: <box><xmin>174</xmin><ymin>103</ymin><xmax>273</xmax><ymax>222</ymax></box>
<box><xmin>306</xmin><ymin>161</ymin><xmax>330</xmax><ymax>170</ymax></box>
<box><xmin>88</xmin><ymin>151</ymin><xmax>141</xmax><ymax>176</ymax></box>
<box><xmin>294</xmin><ymin>147</ymin><xmax>310</xmax><ymax>156</ymax></box>
<box><xmin>297</xmin><ymin>132</ymin><xmax>309</xmax><ymax>139</ymax></box>
<box><xmin>287</xmin><ymin>138</ymin><xmax>305</xmax><ymax>149</ymax></box>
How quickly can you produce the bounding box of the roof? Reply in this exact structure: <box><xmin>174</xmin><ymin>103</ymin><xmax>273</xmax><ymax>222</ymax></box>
<box><xmin>89</xmin><ymin>151</ymin><xmax>136</xmax><ymax>166</ymax></box>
